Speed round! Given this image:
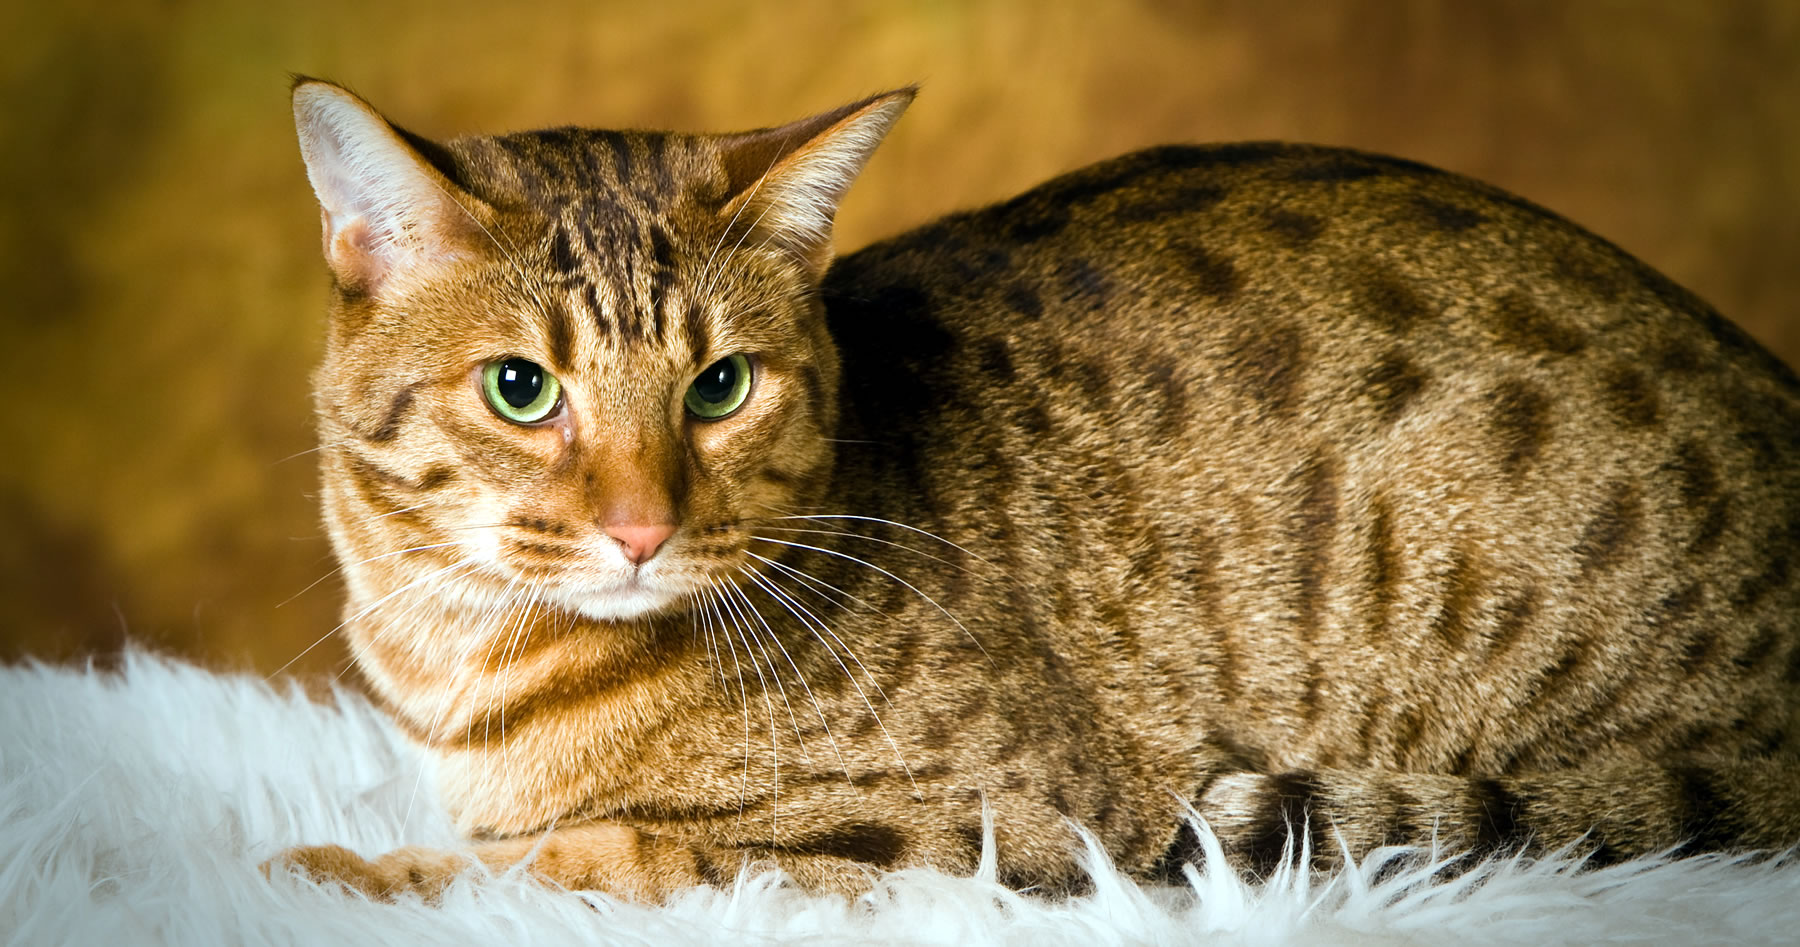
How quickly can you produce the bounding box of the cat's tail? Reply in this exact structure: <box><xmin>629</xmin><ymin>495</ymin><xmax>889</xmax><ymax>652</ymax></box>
<box><xmin>1173</xmin><ymin>756</ymin><xmax>1800</xmax><ymax>877</ymax></box>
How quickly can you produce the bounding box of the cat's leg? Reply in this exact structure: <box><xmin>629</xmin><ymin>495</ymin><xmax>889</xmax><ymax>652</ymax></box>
<box><xmin>267</xmin><ymin>822</ymin><xmax>885</xmax><ymax>901</ymax></box>
<box><xmin>1177</xmin><ymin>755</ymin><xmax>1800</xmax><ymax>876</ymax></box>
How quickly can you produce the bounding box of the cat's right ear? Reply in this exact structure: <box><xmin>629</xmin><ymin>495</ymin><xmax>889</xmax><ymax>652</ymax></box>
<box><xmin>291</xmin><ymin>79</ymin><xmax>490</xmax><ymax>298</ymax></box>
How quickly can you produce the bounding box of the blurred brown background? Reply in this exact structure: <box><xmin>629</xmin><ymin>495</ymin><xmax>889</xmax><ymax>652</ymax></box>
<box><xmin>2</xmin><ymin>0</ymin><xmax>1795</xmax><ymax>679</ymax></box>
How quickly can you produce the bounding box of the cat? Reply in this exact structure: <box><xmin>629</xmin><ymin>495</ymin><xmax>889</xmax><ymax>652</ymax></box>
<box><xmin>270</xmin><ymin>77</ymin><xmax>1800</xmax><ymax>901</ymax></box>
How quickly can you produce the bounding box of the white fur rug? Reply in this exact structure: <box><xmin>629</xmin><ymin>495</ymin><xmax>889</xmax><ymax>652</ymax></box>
<box><xmin>3</xmin><ymin>653</ymin><xmax>1797</xmax><ymax>945</ymax></box>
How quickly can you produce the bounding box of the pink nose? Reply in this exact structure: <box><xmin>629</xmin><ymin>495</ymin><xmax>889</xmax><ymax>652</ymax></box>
<box><xmin>604</xmin><ymin>523</ymin><xmax>675</xmax><ymax>565</ymax></box>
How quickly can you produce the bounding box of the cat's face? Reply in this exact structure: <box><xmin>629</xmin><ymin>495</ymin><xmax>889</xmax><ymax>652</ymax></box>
<box><xmin>297</xmin><ymin>82</ymin><xmax>910</xmax><ymax>628</ymax></box>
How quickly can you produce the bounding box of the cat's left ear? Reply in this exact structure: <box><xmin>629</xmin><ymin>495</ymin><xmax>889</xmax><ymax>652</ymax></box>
<box><xmin>715</xmin><ymin>87</ymin><xmax>916</xmax><ymax>280</ymax></box>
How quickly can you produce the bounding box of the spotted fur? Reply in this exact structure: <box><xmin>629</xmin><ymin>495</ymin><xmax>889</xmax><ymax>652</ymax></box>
<box><xmin>274</xmin><ymin>79</ymin><xmax>1800</xmax><ymax>900</ymax></box>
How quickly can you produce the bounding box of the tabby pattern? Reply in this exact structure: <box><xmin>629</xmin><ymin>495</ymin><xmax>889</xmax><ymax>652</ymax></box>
<box><xmin>272</xmin><ymin>79</ymin><xmax>1800</xmax><ymax>899</ymax></box>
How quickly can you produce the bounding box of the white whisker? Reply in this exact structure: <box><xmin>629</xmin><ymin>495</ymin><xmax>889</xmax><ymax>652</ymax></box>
<box><xmin>741</xmin><ymin>560</ymin><xmax>914</xmax><ymax>792</ymax></box>
<box><xmin>714</xmin><ymin>577</ymin><xmax>782</xmax><ymax>835</ymax></box>
<box><xmin>727</xmin><ymin>573</ymin><xmax>831</xmax><ymax>768</ymax></box>
<box><xmin>749</xmin><ymin>525</ymin><xmax>980</xmax><ymax>576</ymax></box>
<box><xmin>750</xmin><ymin>535</ymin><xmax>992</xmax><ymax>666</ymax></box>
<box><xmin>704</xmin><ymin>578</ymin><xmax>755</xmax><ymax>824</ymax></box>
<box><xmin>736</xmin><ymin>569</ymin><xmax>861</xmax><ymax>789</ymax></box>
<box><xmin>749</xmin><ymin>550</ymin><xmax>882</xmax><ymax>616</ymax></box>
<box><xmin>768</xmin><ymin>514</ymin><xmax>991</xmax><ymax>565</ymax></box>
<box><xmin>267</xmin><ymin>555</ymin><xmax>478</xmax><ymax>680</ymax></box>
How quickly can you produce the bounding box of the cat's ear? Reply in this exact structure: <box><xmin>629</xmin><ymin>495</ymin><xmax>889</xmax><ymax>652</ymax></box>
<box><xmin>291</xmin><ymin>79</ymin><xmax>490</xmax><ymax>298</ymax></box>
<box><xmin>715</xmin><ymin>87</ymin><xmax>916</xmax><ymax>280</ymax></box>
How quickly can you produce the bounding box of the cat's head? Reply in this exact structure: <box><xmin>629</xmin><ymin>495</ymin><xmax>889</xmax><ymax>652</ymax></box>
<box><xmin>292</xmin><ymin>79</ymin><xmax>911</xmax><ymax>625</ymax></box>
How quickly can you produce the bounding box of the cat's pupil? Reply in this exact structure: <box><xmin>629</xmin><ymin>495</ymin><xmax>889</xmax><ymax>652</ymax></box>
<box><xmin>693</xmin><ymin>358</ymin><xmax>737</xmax><ymax>404</ymax></box>
<box><xmin>496</xmin><ymin>359</ymin><xmax>544</xmax><ymax>409</ymax></box>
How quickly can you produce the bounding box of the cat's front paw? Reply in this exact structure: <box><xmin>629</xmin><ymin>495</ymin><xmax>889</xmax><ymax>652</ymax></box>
<box><xmin>263</xmin><ymin>843</ymin><xmax>474</xmax><ymax>901</ymax></box>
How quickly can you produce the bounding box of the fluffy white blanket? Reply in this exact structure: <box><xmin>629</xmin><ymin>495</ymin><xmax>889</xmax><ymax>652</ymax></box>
<box><xmin>2</xmin><ymin>653</ymin><xmax>1795</xmax><ymax>946</ymax></box>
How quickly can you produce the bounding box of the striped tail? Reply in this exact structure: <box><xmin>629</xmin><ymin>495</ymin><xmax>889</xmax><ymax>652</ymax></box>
<box><xmin>1166</xmin><ymin>757</ymin><xmax>1800</xmax><ymax>878</ymax></box>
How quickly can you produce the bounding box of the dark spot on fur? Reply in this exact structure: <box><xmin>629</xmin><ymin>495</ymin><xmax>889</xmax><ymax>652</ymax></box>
<box><xmin>693</xmin><ymin>849</ymin><xmax>730</xmax><ymax>886</ymax></box>
<box><xmin>1682</xmin><ymin>626</ymin><xmax>1720</xmax><ymax>675</ymax></box>
<box><xmin>1670</xmin><ymin>440</ymin><xmax>1719</xmax><ymax>504</ymax></box>
<box><xmin>1072</xmin><ymin>359</ymin><xmax>1111</xmax><ymax>403</ymax></box>
<box><xmin>1263</xmin><ymin>209</ymin><xmax>1324</xmax><ymax>245</ymax></box>
<box><xmin>583</xmin><ymin>283</ymin><xmax>608</xmax><ymax>337</ymax></box>
<box><xmin>1489</xmin><ymin>379</ymin><xmax>1550</xmax><ymax>477</ymax></box>
<box><xmin>1575</xmin><ymin>481</ymin><xmax>1641</xmax><ymax>575</ymax></box>
<box><xmin>1490</xmin><ymin>291</ymin><xmax>1587</xmax><ymax>355</ymax></box>
<box><xmin>544</xmin><ymin>299</ymin><xmax>575</xmax><ymax>371</ymax></box>
<box><xmin>1003</xmin><ymin>282</ymin><xmax>1043</xmax><ymax>321</ymax></box>
<box><xmin>1361</xmin><ymin>350</ymin><xmax>1428</xmax><ymax>424</ymax></box>
<box><xmin>1411</xmin><ymin>196</ymin><xmax>1486</xmax><ymax>232</ymax></box>
<box><xmin>1431</xmin><ymin>548</ymin><xmax>1482</xmax><ymax>649</ymax></box>
<box><xmin>643</xmin><ymin>133</ymin><xmax>673</xmax><ymax>195</ymax></box>
<box><xmin>1692</xmin><ymin>498</ymin><xmax>1732</xmax><ymax>557</ymax></box>
<box><xmin>1013</xmin><ymin>402</ymin><xmax>1054</xmax><ymax>436</ymax></box>
<box><xmin>1365</xmin><ymin>497</ymin><xmax>1397</xmax><ymax>642</ymax></box>
<box><xmin>1356</xmin><ymin>266</ymin><xmax>1434</xmax><ymax>334</ymax></box>
<box><xmin>1061</xmin><ymin>259</ymin><xmax>1109</xmax><ymax>313</ymax></box>
<box><xmin>1239</xmin><ymin>772</ymin><xmax>1323</xmax><ymax>877</ymax></box>
<box><xmin>510</xmin><ymin>540</ymin><xmax>570</xmax><ymax>560</ymax></box>
<box><xmin>1487</xmin><ymin>585</ymin><xmax>1538</xmax><ymax>656</ymax></box>
<box><xmin>1471</xmin><ymin>778</ymin><xmax>1525</xmax><ymax>853</ymax></box>
<box><xmin>1670</xmin><ymin>441</ymin><xmax>1730</xmax><ymax>556</ymax></box>
<box><xmin>1002</xmin><ymin>199</ymin><xmax>1070</xmax><ymax>242</ymax></box>
<box><xmin>1116</xmin><ymin>183</ymin><xmax>1229</xmax><ymax>222</ymax></box>
<box><xmin>1184</xmin><ymin>245</ymin><xmax>1242</xmax><ymax>302</ymax></box>
<box><xmin>1223</xmin><ymin>321</ymin><xmax>1307</xmax><ymax>413</ymax></box>
<box><xmin>1672</xmin><ymin>766</ymin><xmax>1737</xmax><ymax>853</ymax></box>
<box><xmin>550</xmin><ymin>225</ymin><xmax>580</xmax><ymax>275</ymax></box>
<box><xmin>416</xmin><ymin>466</ymin><xmax>456</xmax><ymax>491</ymax></box>
<box><xmin>1554</xmin><ymin>245</ymin><xmax>1631</xmax><ymax>301</ymax></box>
<box><xmin>1601</xmin><ymin>365</ymin><xmax>1661</xmax><ymax>427</ymax></box>
<box><xmin>1523</xmin><ymin>642</ymin><xmax>1589</xmax><ymax>716</ymax></box>
<box><xmin>364</xmin><ymin>384</ymin><xmax>419</xmax><ymax>443</ymax></box>
<box><xmin>603</xmin><ymin>131</ymin><xmax>634</xmax><ymax>181</ymax></box>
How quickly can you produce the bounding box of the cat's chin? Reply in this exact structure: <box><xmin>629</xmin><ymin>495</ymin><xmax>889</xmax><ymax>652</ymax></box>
<box><xmin>543</xmin><ymin>582</ymin><xmax>689</xmax><ymax>623</ymax></box>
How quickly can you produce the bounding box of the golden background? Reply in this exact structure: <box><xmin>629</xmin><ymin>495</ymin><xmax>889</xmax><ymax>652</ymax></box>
<box><xmin>2</xmin><ymin>1</ymin><xmax>1795</xmax><ymax>678</ymax></box>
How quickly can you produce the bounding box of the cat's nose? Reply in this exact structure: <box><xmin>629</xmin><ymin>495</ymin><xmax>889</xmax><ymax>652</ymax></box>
<box><xmin>605</xmin><ymin>523</ymin><xmax>675</xmax><ymax>565</ymax></box>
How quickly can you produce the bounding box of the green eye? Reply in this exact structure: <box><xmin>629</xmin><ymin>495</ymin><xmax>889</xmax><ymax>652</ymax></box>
<box><xmin>685</xmin><ymin>354</ymin><xmax>753</xmax><ymax>420</ymax></box>
<box><xmin>482</xmin><ymin>358</ymin><xmax>561</xmax><ymax>424</ymax></box>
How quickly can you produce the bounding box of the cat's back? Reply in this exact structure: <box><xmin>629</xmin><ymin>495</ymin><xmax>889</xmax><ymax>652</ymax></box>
<box><xmin>825</xmin><ymin>141</ymin><xmax>1800</xmax><ymax>492</ymax></box>
<box><xmin>823</xmin><ymin>142</ymin><xmax>1800</xmax><ymax>768</ymax></box>
<box><xmin>827</xmin><ymin>142</ymin><xmax>1798</xmax><ymax>430</ymax></box>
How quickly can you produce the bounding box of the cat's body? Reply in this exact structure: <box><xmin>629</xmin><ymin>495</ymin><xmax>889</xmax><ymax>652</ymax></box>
<box><xmin>278</xmin><ymin>82</ymin><xmax>1800</xmax><ymax>899</ymax></box>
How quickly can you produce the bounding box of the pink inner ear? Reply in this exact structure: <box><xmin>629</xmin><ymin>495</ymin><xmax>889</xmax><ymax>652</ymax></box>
<box><xmin>329</xmin><ymin>215</ymin><xmax>388</xmax><ymax>294</ymax></box>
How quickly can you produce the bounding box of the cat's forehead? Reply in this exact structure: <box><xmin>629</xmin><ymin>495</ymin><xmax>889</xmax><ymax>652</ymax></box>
<box><xmin>439</xmin><ymin>129</ymin><xmax>744</xmax><ymax>361</ymax></box>
<box><xmin>449</xmin><ymin>129</ymin><xmax>722</xmax><ymax>220</ymax></box>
